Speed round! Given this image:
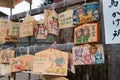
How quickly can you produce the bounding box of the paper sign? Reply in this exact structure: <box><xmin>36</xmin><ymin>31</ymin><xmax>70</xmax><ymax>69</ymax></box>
<box><xmin>10</xmin><ymin>57</ymin><xmax>26</xmax><ymax>72</ymax></box>
<box><xmin>103</xmin><ymin>0</ymin><xmax>120</xmax><ymax>44</ymax></box>
<box><xmin>34</xmin><ymin>19</ymin><xmax>49</xmax><ymax>39</ymax></box>
<box><xmin>0</xmin><ymin>49</ymin><xmax>15</xmax><ymax>63</ymax></box>
<box><xmin>33</xmin><ymin>49</ymin><xmax>68</xmax><ymax>76</ymax></box>
<box><xmin>19</xmin><ymin>15</ymin><xmax>35</xmax><ymax>38</ymax></box>
<box><xmin>73</xmin><ymin>2</ymin><xmax>99</xmax><ymax>24</ymax></box>
<box><xmin>72</xmin><ymin>44</ymin><xmax>105</xmax><ymax>65</ymax></box>
<box><xmin>59</xmin><ymin>10</ymin><xmax>74</xmax><ymax>29</ymax></box>
<box><xmin>42</xmin><ymin>76</ymin><xmax>68</xmax><ymax>80</ymax></box>
<box><xmin>20</xmin><ymin>55</ymin><xmax>34</xmax><ymax>70</ymax></box>
<box><xmin>74</xmin><ymin>23</ymin><xmax>98</xmax><ymax>44</ymax></box>
<box><xmin>0</xmin><ymin>64</ymin><xmax>11</xmax><ymax>75</ymax></box>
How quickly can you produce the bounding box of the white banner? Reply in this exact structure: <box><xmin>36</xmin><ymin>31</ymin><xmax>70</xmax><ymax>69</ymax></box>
<box><xmin>103</xmin><ymin>0</ymin><xmax>120</xmax><ymax>44</ymax></box>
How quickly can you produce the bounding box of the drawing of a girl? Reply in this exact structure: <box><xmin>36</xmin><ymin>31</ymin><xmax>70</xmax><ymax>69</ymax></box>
<box><xmin>83</xmin><ymin>26</ymin><xmax>90</xmax><ymax>42</ymax></box>
<box><xmin>75</xmin><ymin>28</ymin><xmax>84</xmax><ymax>43</ymax></box>
<box><xmin>89</xmin><ymin>45</ymin><xmax>104</xmax><ymax>64</ymax></box>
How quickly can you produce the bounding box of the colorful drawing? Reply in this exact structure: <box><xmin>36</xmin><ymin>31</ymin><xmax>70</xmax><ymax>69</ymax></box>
<box><xmin>0</xmin><ymin>49</ymin><xmax>15</xmax><ymax>63</ymax></box>
<box><xmin>34</xmin><ymin>19</ymin><xmax>49</xmax><ymax>39</ymax></box>
<box><xmin>9</xmin><ymin>23</ymin><xmax>19</xmax><ymax>38</ymax></box>
<box><xmin>0</xmin><ymin>64</ymin><xmax>11</xmax><ymax>75</ymax></box>
<box><xmin>20</xmin><ymin>55</ymin><xmax>34</xmax><ymax>70</ymax></box>
<box><xmin>48</xmin><ymin>11</ymin><xmax>59</xmax><ymax>35</ymax></box>
<box><xmin>10</xmin><ymin>57</ymin><xmax>26</xmax><ymax>72</ymax></box>
<box><xmin>44</xmin><ymin>9</ymin><xmax>59</xmax><ymax>35</ymax></box>
<box><xmin>74</xmin><ymin>23</ymin><xmax>98</xmax><ymax>44</ymax></box>
<box><xmin>44</xmin><ymin>9</ymin><xmax>53</xmax><ymax>26</ymax></box>
<box><xmin>72</xmin><ymin>44</ymin><xmax>104</xmax><ymax>65</ymax></box>
<box><xmin>33</xmin><ymin>49</ymin><xmax>68</xmax><ymax>76</ymax></box>
<box><xmin>59</xmin><ymin>10</ymin><xmax>74</xmax><ymax>29</ymax></box>
<box><xmin>73</xmin><ymin>2</ymin><xmax>99</xmax><ymax>24</ymax></box>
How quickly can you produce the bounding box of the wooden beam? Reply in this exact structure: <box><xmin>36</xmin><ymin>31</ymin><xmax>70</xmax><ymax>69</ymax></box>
<box><xmin>10</xmin><ymin>0</ymin><xmax>87</xmax><ymax>20</ymax></box>
<box><xmin>14</xmin><ymin>43</ymin><xmax>74</xmax><ymax>53</ymax></box>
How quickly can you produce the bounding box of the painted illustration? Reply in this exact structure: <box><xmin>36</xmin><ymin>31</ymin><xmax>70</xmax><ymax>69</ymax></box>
<box><xmin>59</xmin><ymin>10</ymin><xmax>74</xmax><ymax>29</ymax></box>
<box><xmin>72</xmin><ymin>44</ymin><xmax>104</xmax><ymax>65</ymax></box>
<box><xmin>0</xmin><ymin>64</ymin><xmax>11</xmax><ymax>75</ymax></box>
<box><xmin>9</xmin><ymin>23</ymin><xmax>19</xmax><ymax>38</ymax></box>
<box><xmin>44</xmin><ymin>9</ymin><xmax>59</xmax><ymax>35</ymax></box>
<box><xmin>74</xmin><ymin>23</ymin><xmax>98</xmax><ymax>44</ymax></box>
<box><xmin>44</xmin><ymin>9</ymin><xmax>53</xmax><ymax>26</ymax></box>
<box><xmin>0</xmin><ymin>49</ymin><xmax>15</xmax><ymax>63</ymax></box>
<box><xmin>33</xmin><ymin>49</ymin><xmax>68</xmax><ymax>76</ymax></box>
<box><xmin>48</xmin><ymin>11</ymin><xmax>59</xmax><ymax>35</ymax></box>
<box><xmin>20</xmin><ymin>55</ymin><xmax>34</xmax><ymax>70</ymax></box>
<box><xmin>10</xmin><ymin>57</ymin><xmax>26</xmax><ymax>72</ymax></box>
<box><xmin>73</xmin><ymin>2</ymin><xmax>99</xmax><ymax>24</ymax></box>
<box><xmin>34</xmin><ymin>19</ymin><xmax>49</xmax><ymax>39</ymax></box>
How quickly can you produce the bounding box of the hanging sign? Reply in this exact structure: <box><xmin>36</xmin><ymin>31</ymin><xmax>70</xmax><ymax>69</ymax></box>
<box><xmin>19</xmin><ymin>15</ymin><xmax>35</xmax><ymax>38</ymax></box>
<box><xmin>10</xmin><ymin>57</ymin><xmax>26</xmax><ymax>72</ymax></box>
<box><xmin>48</xmin><ymin>11</ymin><xmax>59</xmax><ymax>35</ymax></box>
<box><xmin>74</xmin><ymin>23</ymin><xmax>98</xmax><ymax>44</ymax></box>
<box><xmin>73</xmin><ymin>2</ymin><xmax>99</xmax><ymax>24</ymax></box>
<box><xmin>103</xmin><ymin>0</ymin><xmax>120</xmax><ymax>44</ymax></box>
<box><xmin>33</xmin><ymin>49</ymin><xmax>68</xmax><ymax>76</ymax></box>
<box><xmin>44</xmin><ymin>9</ymin><xmax>59</xmax><ymax>35</ymax></box>
<box><xmin>34</xmin><ymin>19</ymin><xmax>49</xmax><ymax>39</ymax></box>
<box><xmin>0</xmin><ymin>49</ymin><xmax>15</xmax><ymax>63</ymax></box>
<box><xmin>0</xmin><ymin>64</ymin><xmax>11</xmax><ymax>75</ymax></box>
<box><xmin>72</xmin><ymin>44</ymin><xmax>105</xmax><ymax>65</ymax></box>
<box><xmin>59</xmin><ymin>10</ymin><xmax>74</xmax><ymax>29</ymax></box>
<box><xmin>9</xmin><ymin>22</ymin><xmax>20</xmax><ymax>38</ymax></box>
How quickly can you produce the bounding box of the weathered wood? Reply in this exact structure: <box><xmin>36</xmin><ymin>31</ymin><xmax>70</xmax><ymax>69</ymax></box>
<box><xmin>14</xmin><ymin>42</ymin><xmax>74</xmax><ymax>53</ymax></box>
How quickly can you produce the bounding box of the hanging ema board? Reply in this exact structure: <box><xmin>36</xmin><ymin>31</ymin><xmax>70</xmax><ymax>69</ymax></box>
<box><xmin>59</xmin><ymin>10</ymin><xmax>74</xmax><ymax>29</ymax></box>
<box><xmin>72</xmin><ymin>44</ymin><xmax>105</xmax><ymax>65</ymax></box>
<box><xmin>33</xmin><ymin>49</ymin><xmax>68</xmax><ymax>76</ymax></box>
<box><xmin>34</xmin><ymin>19</ymin><xmax>49</xmax><ymax>39</ymax></box>
<box><xmin>44</xmin><ymin>9</ymin><xmax>59</xmax><ymax>35</ymax></box>
<box><xmin>0</xmin><ymin>64</ymin><xmax>11</xmax><ymax>75</ymax></box>
<box><xmin>10</xmin><ymin>56</ymin><xmax>26</xmax><ymax>72</ymax></box>
<box><xmin>73</xmin><ymin>2</ymin><xmax>99</xmax><ymax>25</ymax></box>
<box><xmin>9</xmin><ymin>22</ymin><xmax>20</xmax><ymax>39</ymax></box>
<box><xmin>0</xmin><ymin>49</ymin><xmax>15</xmax><ymax>64</ymax></box>
<box><xmin>19</xmin><ymin>14</ymin><xmax>35</xmax><ymax>38</ymax></box>
<box><xmin>74</xmin><ymin>23</ymin><xmax>98</xmax><ymax>44</ymax></box>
